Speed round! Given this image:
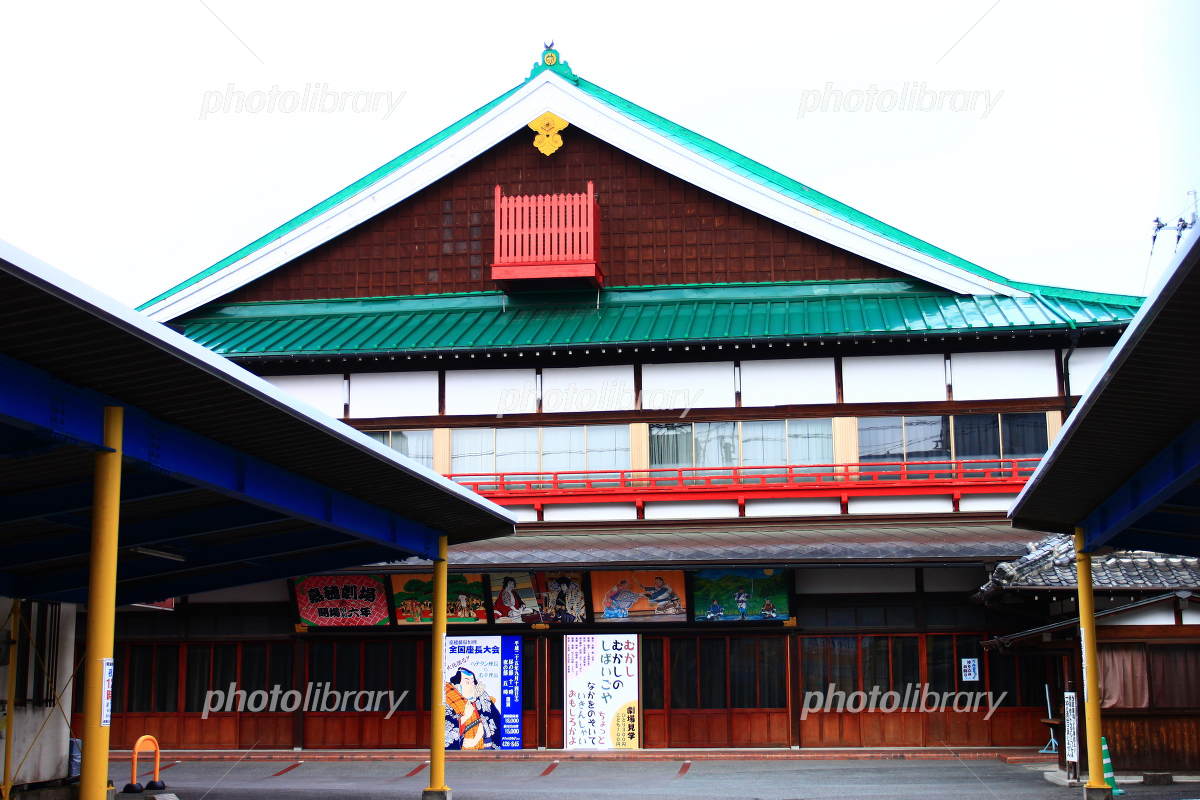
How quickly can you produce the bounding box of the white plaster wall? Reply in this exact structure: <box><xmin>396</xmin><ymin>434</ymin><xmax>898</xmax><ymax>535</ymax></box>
<box><xmin>641</xmin><ymin>362</ymin><xmax>735</xmax><ymax>409</ymax></box>
<box><xmin>1096</xmin><ymin>605</ymin><xmax>1177</xmax><ymax>626</ymax></box>
<box><xmin>796</xmin><ymin>567</ymin><xmax>917</xmax><ymax>594</ymax></box>
<box><xmin>541</xmin><ymin>365</ymin><xmax>635</xmax><ymax>412</ymax></box>
<box><xmin>924</xmin><ymin>567</ymin><xmax>987</xmax><ymax>592</ymax></box>
<box><xmin>1066</xmin><ymin>347</ymin><xmax>1114</xmax><ymax>396</ymax></box>
<box><xmin>642</xmin><ymin>500</ymin><xmax>740</xmax><ymax>520</ymax></box>
<box><xmin>1183</xmin><ymin>605</ymin><xmax>1200</xmax><ymax>624</ymax></box>
<box><xmin>262</xmin><ymin>374</ymin><xmax>346</xmax><ymax>419</ymax></box>
<box><xmin>950</xmin><ymin>350</ymin><xmax>1059</xmax><ymax>400</ymax></box>
<box><xmin>744</xmin><ymin>497</ymin><xmax>842</xmax><ymax>517</ymax></box>
<box><xmin>740</xmin><ymin>358</ymin><xmax>836</xmax><ymax>407</ymax></box>
<box><xmin>542</xmin><ymin>503</ymin><xmax>638</xmax><ymax>522</ymax></box>
<box><xmin>841</xmin><ymin>354</ymin><xmax>946</xmax><ymax>403</ymax></box>
<box><xmin>188</xmin><ymin>579</ymin><xmax>291</xmax><ymax>603</ymax></box>
<box><xmin>348</xmin><ymin>371</ymin><xmax>438</xmax><ymax>418</ymax></box>
<box><xmin>506</xmin><ymin>505</ymin><xmax>539</xmax><ymax>523</ymax></box>
<box><xmin>847</xmin><ymin>495</ymin><xmax>955</xmax><ymax>514</ymax></box>
<box><xmin>0</xmin><ymin>600</ymin><xmax>76</xmax><ymax>785</ymax></box>
<box><xmin>444</xmin><ymin>369</ymin><xmax>537</xmax><ymax>416</ymax></box>
<box><xmin>958</xmin><ymin>493</ymin><xmax>1020</xmax><ymax>513</ymax></box>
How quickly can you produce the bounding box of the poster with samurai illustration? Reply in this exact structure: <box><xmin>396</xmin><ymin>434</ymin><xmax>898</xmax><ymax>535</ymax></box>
<box><xmin>589</xmin><ymin>570</ymin><xmax>686</xmax><ymax>622</ymax></box>
<box><xmin>564</xmin><ymin>634</ymin><xmax>639</xmax><ymax>750</ymax></box>
<box><xmin>442</xmin><ymin>635</ymin><xmax>522</xmax><ymax>750</ymax></box>
<box><xmin>691</xmin><ymin>568</ymin><xmax>790</xmax><ymax>622</ymax></box>
<box><xmin>490</xmin><ymin>571</ymin><xmax>588</xmax><ymax>624</ymax></box>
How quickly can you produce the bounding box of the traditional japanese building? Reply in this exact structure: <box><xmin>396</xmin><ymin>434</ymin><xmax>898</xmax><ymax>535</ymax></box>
<box><xmin>98</xmin><ymin>47</ymin><xmax>1146</xmax><ymax>752</ymax></box>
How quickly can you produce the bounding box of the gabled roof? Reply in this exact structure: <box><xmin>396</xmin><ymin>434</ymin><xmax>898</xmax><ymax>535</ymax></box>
<box><xmin>980</xmin><ymin>535</ymin><xmax>1200</xmax><ymax>593</ymax></box>
<box><xmin>139</xmin><ymin>49</ymin><xmax>1138</xmax><ymax>322</ymax></box>
<box><xmin>177</xmin><ymin>279</ymin><xmax>1138</xmax><ymax>360</ymax></box>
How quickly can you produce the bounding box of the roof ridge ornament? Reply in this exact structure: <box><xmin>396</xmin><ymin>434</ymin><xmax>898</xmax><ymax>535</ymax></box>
<box><xmin>530</xmin><ymin>42</ymin><xmax>577</xmax><ymax>83</ymax></box>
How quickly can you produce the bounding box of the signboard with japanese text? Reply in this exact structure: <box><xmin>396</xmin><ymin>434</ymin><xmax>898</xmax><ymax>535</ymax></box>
<box><xmin>1063</xmin><ymin>691</ymin><xmax>1078</xmax><ymax>764</ymax></box>
<box><xmin>293</xmin><ymin>574</ymin><xmax>390</xmax><ymax>627</ymax></box>
<box><xmin>564</xmin><ymin>634</ymin><xmax>639</xmax><ymax>750</ymax></box>
<box><xmin>960</xmin><ymin>657</ymin><xmax>980</xmax><ymax>682</ymax></box>
<box><xmin>442</xmin><ymin>635</ymin><xmax>522</xmax><ymax>750</ymax></box>
<box><xmin>100</xmin><ymin>658</ymin><xmax>114</xmax><ymax>727</ymax></box>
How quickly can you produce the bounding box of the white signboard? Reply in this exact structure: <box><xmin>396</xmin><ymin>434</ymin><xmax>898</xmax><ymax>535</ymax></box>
<box><xmin>1063</xmin><ymin>691</ymin><xmax>1078</xmax><ymax>764</ymax></box>
<box><xmin>564</xmin><ymin>634</ymin><xmax>639</xmax><ymax>750</ymax></box>
<box><xmin>960</xmin><ymin>657</ymin><xmax>980</xmax><ymax>682</ymax></box>
<box><xmin>100</xmin><ymin>658</ymin><xmax>114</xmax><ymax>727</ymax></box>
<box><xmin>442</xmin><ymin>635</ymin><xmax>522</xmax><ymax>750</ymax></box>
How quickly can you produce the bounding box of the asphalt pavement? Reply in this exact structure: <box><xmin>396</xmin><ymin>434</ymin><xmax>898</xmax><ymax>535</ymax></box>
<box><xmin>109</xmin><ymin>757</ymin><xmax>1200</xmax><ymax>800</ymax></box>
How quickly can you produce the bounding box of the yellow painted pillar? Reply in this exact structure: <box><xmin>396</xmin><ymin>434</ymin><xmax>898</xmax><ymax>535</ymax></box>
<box><xmin>1074</xmin><ymin>528</ymin><xmax>1109</xmax><ymax>793</ymax></box>
<box><xmin>2</xmin><ymin>601</ymin><xmax>20</xmax><ymax>800</ymax></box>
<box><xmin>80</xmin><ymin>407</ymin><xmax>124</xmax><ymax>800</ymax></box>
<box><xmin>424</xmin><ymin>534</ymin><xmax>450</xmax><ymax>799</ymax></box>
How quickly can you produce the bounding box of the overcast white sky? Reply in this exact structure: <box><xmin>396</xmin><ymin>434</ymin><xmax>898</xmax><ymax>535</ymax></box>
<box><xmin>1</xmin><ymin>1</ymin><xmax>1196</xmax><ymax>307</ymax></box>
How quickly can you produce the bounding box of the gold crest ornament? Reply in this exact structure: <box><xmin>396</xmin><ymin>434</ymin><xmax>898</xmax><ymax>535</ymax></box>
<box><xmin>544</xmin><ymin>51</ymin><xmax>557</xmax><ymax>66</ymax></box>
<box><xmin>529</xmin><ymin>111</ymin><xmax>569</xmax><ymax>156</ymax></box>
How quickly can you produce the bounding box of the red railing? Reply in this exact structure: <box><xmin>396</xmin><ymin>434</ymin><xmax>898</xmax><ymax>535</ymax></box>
<box><xmin>491</xmin><ymin>182</ymin><xmax>601</xmax><ymax>283</ymax></box>
<box><xmin>449</xmin><ymin>458</ymin><xmax>1040</xmax><ymax>504</ymax></box>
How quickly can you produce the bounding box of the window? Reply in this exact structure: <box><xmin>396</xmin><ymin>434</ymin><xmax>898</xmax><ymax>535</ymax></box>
<box><xmin>802</xmin><ymin>636</ymin><xmax>857</xmax><ymax>693</ymax></box>
<box><xmin>127</xmin><ymin>644</ymin><xmax>178</xmax><ymax>712</ymax></box>
<box><xmin>860</xmin><ymin>413</ymin><xmax>1049</xmax><ymax>475</ymax></box>
<box><xmin>649</xmin><ymin>419</ymin><xmax>834</xmax><ymax>477</ymax></box>
<box><xmin>363</xmin><ymin>429</ymin><xmax>435</xmax><ymax>469</ymax></box>
<box><xmin>450</xmin><ymin>425</ymin><xmax>631</xmax><ymax>479</ymax></box>
<box><xmin>729</xmin><ymin>637</ymin><xmax>788</xmax><ymax>708</ymax></box>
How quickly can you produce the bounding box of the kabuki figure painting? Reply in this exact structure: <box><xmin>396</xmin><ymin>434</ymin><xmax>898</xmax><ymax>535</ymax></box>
<box><xmin>443</xmin><ymin>635</ymin><xmax>522</xmax><ymax>750</ymax></box>
<box><xmin>589</xmin><ymin>570</ymin><xmax>686</xmax><ymax>622</ymax></box>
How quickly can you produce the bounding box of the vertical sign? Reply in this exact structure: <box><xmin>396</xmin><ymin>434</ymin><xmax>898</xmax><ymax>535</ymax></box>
<box><xmin>563</xmin><ymin>634</ymin><xmax>639</xmax><ymax>750</ymax></box>
<box><xmin>960</xmin><ymin>658</ymin><xmax>980</xmax><ymax>682</ymax></box>
<box><xmin>100</xmin><ymin>658</ymin><xmax>114</xmax><ymax>727</ymax></box>
<box><xmin>1063</xmin><ymin>691</ymin><xmax>1078</xmax><ymax>764</ymax></box>
<box><xmin>442</xmin><ymin>635</ymin><xmax>521</xmax><ymax>750</ymax></box>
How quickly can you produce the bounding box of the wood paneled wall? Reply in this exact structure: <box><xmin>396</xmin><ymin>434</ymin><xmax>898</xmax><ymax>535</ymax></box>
<box><xmin>222</xmin><ymin>128</ymin><xmax>901</xmax><ymax>303</ymax></box>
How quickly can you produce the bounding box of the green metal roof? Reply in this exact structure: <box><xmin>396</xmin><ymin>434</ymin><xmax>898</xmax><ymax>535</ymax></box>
<box><xmin>178</xmin><ymin>280</ymin><xmax>1139</xmax><ymax>358</ymax></box>
<box><xmin>139</xmin><ymin>50</ymin><xmax>1142</xmax><ymax>314</ymax></box>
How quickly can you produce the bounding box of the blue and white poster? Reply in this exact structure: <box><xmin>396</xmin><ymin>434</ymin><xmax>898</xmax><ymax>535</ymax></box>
<box><xmin>443</xmin><ymin>635</ymin><xmax>522</xmax><ymax>750</ymax></box>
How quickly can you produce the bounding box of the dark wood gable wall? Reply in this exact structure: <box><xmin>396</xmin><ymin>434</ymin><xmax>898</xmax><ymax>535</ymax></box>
<box><xmin>223</xmin><ymin>127</ymin><xmax>903</xmax><ymax>303</ymax></box>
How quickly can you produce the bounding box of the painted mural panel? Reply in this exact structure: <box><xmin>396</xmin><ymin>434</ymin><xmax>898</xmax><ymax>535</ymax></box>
<box><xmin>391</xmin><ymin>573</ymin><xmax>487</xmax><ymax>625</ymax></box>
<box><xmin>589</xmin><ymin>570</ymin><xmax>686</xmax><ymax>622</ymax></box>
<box><xmin>691</xmin><ymin>567</ymin><xmax>789</xmax><ymax>622</ymax></box>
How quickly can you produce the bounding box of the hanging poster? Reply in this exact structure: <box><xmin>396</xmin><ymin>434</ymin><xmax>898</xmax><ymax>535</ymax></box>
<box><xmin>391</xmin><ymin>574</ymin><xmax>487</xmax><ymax>625</ymax></box>
<box><xmin>564</xmin><ymin>634</ymin><xmax>639</xmax><ymax>750</ymax></box>
<box><xmin>590</xmin><ymin>570</ymin><xmax>686</xmax><ymax>622</ymax></box>
<box><xmin>490</xmin><ymin>572</ymin><xmax>543</xmax><ymax>623</ymax></box>
<box><xmin>532</xmin><ymin>571</ymin><xmax>588</xmax><ymax>623</ymax></box>
<box><xmin>293</xmin><ymin>574</ymin><xmax>391</xmax><ymax>627</ymax></box>
<box><xmin>691</xmin><ymin>567</ymin><xmax>789</xmax><ymax>622</ymax></box>
<box><xmin>443</xmin><ymin>635</ymin><xmax>522</xmax><ymax>750</ymax></box>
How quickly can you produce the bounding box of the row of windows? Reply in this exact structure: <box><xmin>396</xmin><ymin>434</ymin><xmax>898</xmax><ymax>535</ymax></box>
<box><xmin>365</xmin><ymin>413</ymin><xmax>1050</xmax><ymax>475</ymax></box>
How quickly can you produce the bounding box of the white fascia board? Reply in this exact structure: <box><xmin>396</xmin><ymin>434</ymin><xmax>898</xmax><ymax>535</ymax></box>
<box><xmin>147</xmin><ymin>72</ymin><xmax>1016</xmax><ymax>321</ymax></box>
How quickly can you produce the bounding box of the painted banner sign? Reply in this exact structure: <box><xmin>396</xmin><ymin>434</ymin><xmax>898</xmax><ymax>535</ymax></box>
<box><xmin>294</xmin><ymin>574</ymin><xmax>390</xmax><ymax>627</ymax></box>
<box><xmin>443</xmin><ymin>635</ymin><xmax>522</xmax><ymax>750</ymax></box>
<box><xmin>564</xmin><ymin>634</ymin><xmax>639</xmax><ymax>750</ymax></box>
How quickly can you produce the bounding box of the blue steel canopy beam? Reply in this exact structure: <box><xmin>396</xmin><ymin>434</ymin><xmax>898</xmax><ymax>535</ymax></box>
<box><xmin>18</xmin><ymin>528</ymin><xmax>353</xmax><ymax>597</ymax></box>
<box><xmin>36</xmin><ymin>542</ymin><xmax>401</xmax><ymax>605</ymax></box>
<box><xmin>1082</xmin><ymin>421</ymin><xmax>1200</xmax><ymax>552</ymax></box>
<box><xmin>0</xmin><ymin>352</ymin><xmax>440</xmax><ymax>559</ymax></box>
<box><xmin>0</xmin><ymin>472</ymin><xmax>192</xmax><ymax>525</ymax></box>
<box><xmin>4</xmin><ymin>503</ymin><xmax>288</xmax><ymax>569</ymax></box>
